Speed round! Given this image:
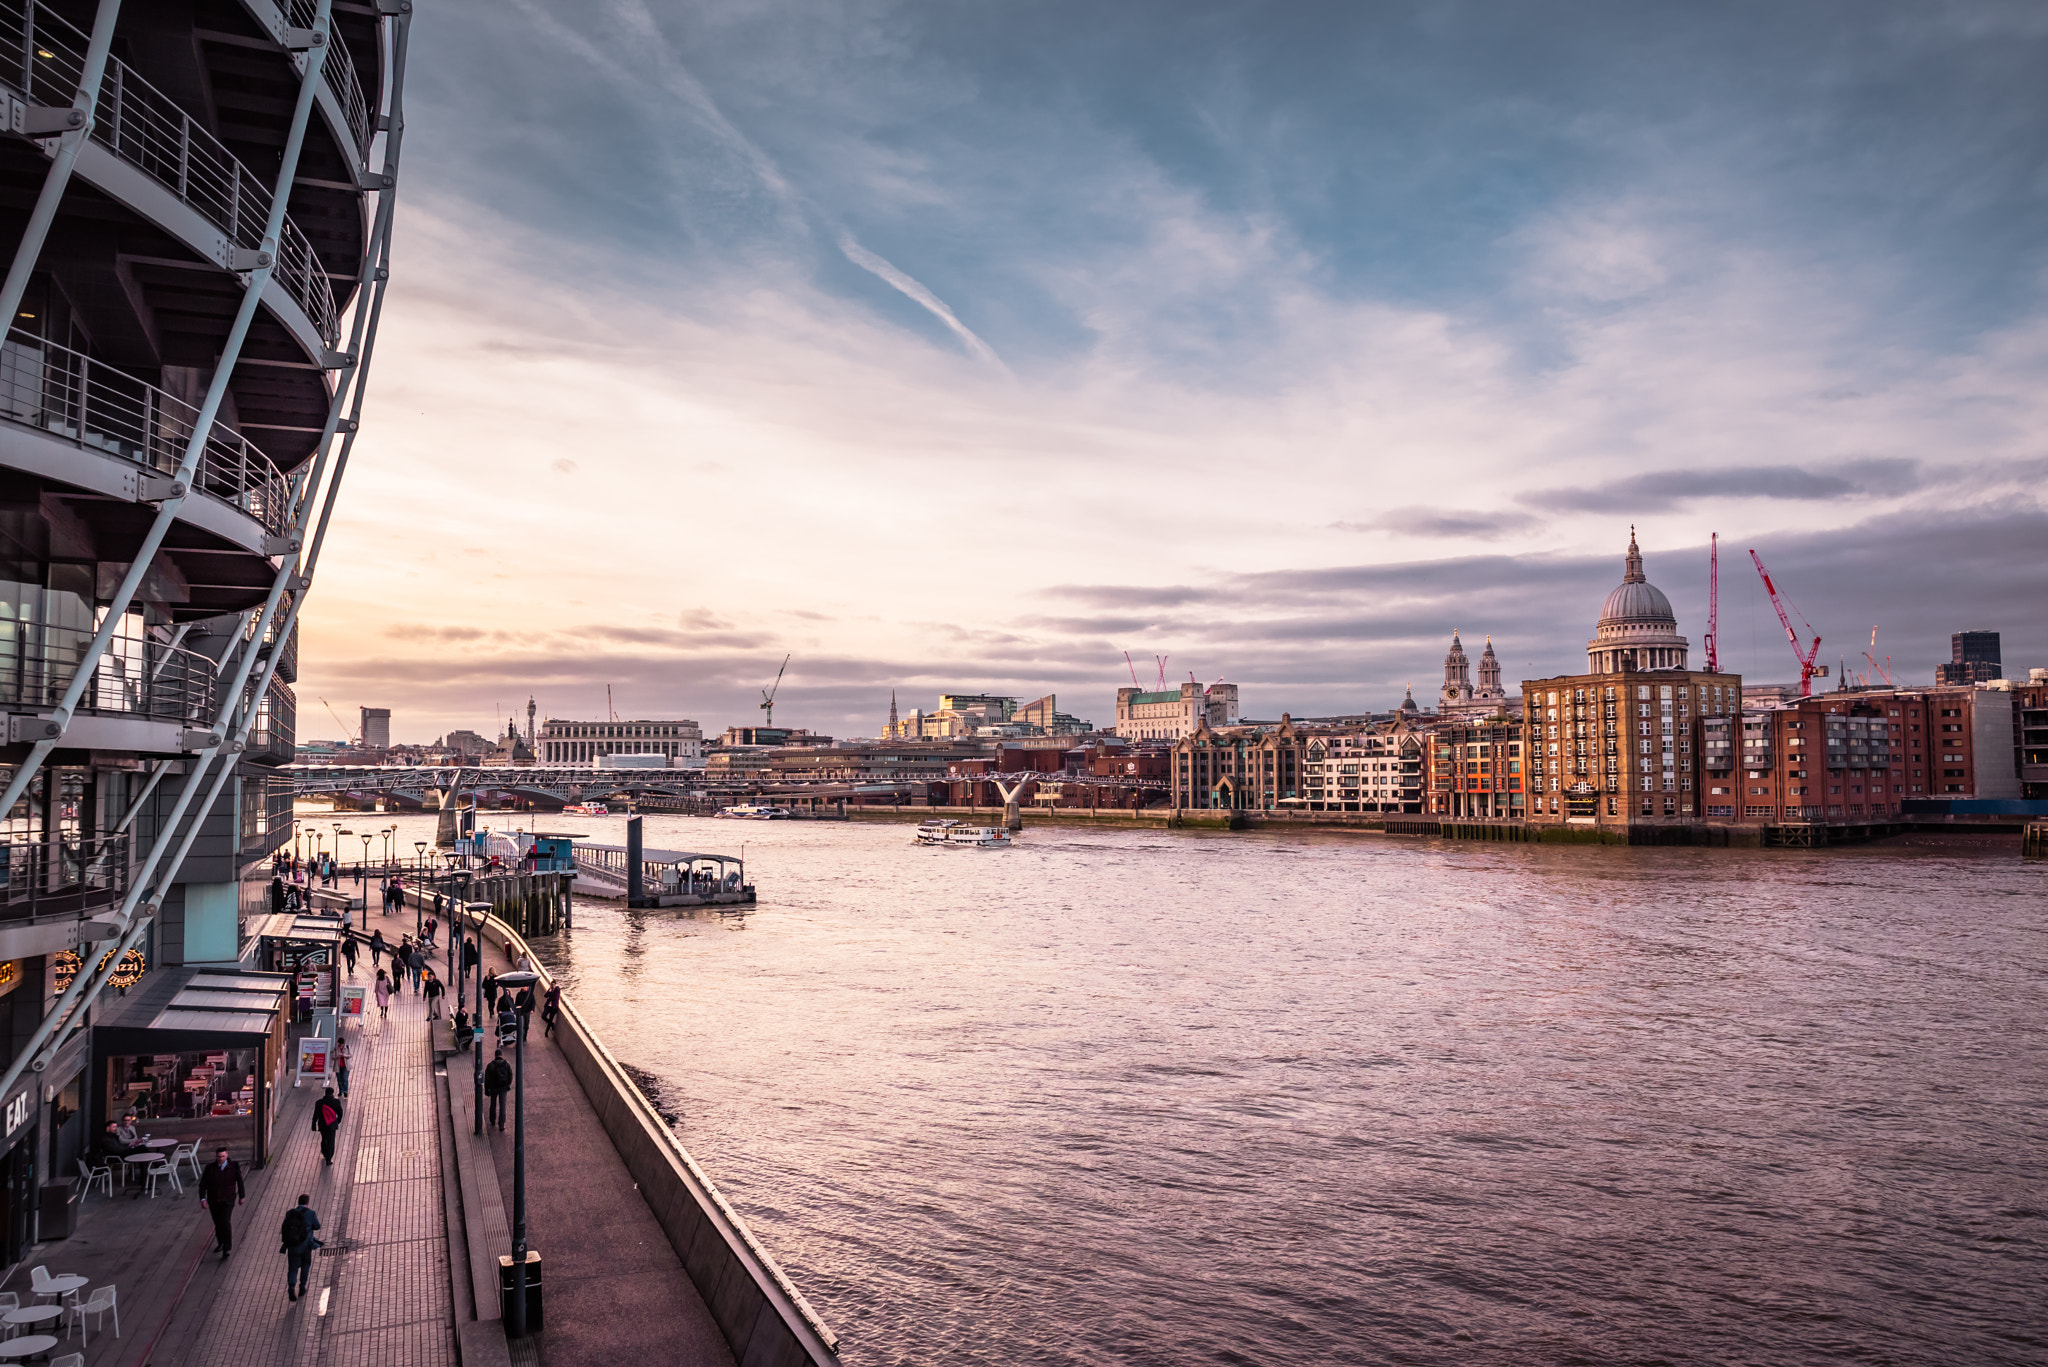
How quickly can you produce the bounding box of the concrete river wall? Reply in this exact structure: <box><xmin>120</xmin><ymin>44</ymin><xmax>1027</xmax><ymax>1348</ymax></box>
<box><xmin>488</xmin><ymin>911</ymin><xmax>842</xmax><ymax>1367</ymax></box>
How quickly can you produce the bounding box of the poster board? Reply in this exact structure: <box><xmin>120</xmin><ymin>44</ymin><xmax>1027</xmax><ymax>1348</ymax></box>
<box><xmin>294</xmin><ymin>1034</ymin><xmax>331</xmax><ymax>1086</ymax></box>
<box><xmin>339</xmin><ymin>984</ymin><xmax>366</xmax><ymax>1022</ymax></box>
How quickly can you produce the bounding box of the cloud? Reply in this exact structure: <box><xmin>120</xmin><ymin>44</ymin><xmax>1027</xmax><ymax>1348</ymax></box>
<box><xmin>1521</xmin><ymin>460</ymin><xmax>1926</xmax><ymax>513</ymax></box>
<box><xmin>1331</xmin><ymin>509</ymin><xmax>1541</xmax><ymax>540</ymax></box>
<box><xmin>835</xmin><ymin>233</ymin><xmax>1008</xmax><ymax>372</ymax></box>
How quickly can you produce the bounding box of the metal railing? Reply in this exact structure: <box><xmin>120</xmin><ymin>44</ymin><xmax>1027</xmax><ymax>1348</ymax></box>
<box><xmin>0</xmin><ymin>831</ymin><xmax>129</xmax><ymax>921</ymax></box>
<box><xmin>0</xmin><ymin>619</ymin><xmax>216</xmax><ymax>722</ymax></box>
<box><xmin>0</xmin><ymin>0</ymin><xmax>340</xmax><ymax>345</ymax></box>
<box><xmin>286</xmin><ymin>0</ymin><xmax>370</xmax><ymax>154</ymax></box>
<box><xmin>247</xmin><ymin>682</ymin><xmax>297</xmax><ymax>765</ymax></box>
<box><xmin>1</xmin><ymin>327</ymin><xmax>291</xmax><ymax>536</ymax></box>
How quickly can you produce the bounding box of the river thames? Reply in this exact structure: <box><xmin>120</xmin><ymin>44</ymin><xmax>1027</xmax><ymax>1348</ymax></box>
<box><xmin>344</xmin><ymin>811</ymin><xmax>2045</xmax><ymax>1365</ymax></box>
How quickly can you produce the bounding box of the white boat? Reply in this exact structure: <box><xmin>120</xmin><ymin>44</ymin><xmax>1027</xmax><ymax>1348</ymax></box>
<box><xmin>563</xmin><ymin>802</ymin><xmax>609</xmax><ymax>817</ymax></box>
<box><xmin>718</xmin><ymin>804</ymin><xmax>791</xmax><ymax>820</ymax></box>
<box><xmin>915</xmin><ymin>820</ymin><xmax>1010</xmax><ymax>847</ymax></box>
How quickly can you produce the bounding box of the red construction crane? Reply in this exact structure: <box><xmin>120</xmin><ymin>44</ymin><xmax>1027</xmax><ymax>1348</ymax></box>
<box><xmin>1705</xmin><ymin>533</ymin><xmax>1719</xmax><ymax>673</ymax></box>
<box><xmin>1749</xmin><ymin>549</ymin><xmax>1825</xmax><ymax>697</ymax></box>
<box><xmin>1123</xmin><ymin>651</ymin><xmax>1141</xmax><ymax>687</ymax></box>
<box><xmin>1863</xmin><ymin>626</ymin><xmax>1892</xmax><ymax>687</ymax></box>
<box><xmin>1154</xmin><ymin>654</ymin><xmax>1169</xmax><ymax>690</ymax></box>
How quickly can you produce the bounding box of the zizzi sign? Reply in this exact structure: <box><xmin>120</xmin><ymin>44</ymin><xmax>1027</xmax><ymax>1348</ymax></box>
<box><xmin>3</xmin><ymin>1090</ymin><xmax>29</xmax><ymax>1138</ymax></box>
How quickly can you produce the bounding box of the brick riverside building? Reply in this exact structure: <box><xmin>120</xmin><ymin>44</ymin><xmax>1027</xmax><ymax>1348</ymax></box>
<box><xmin>1171</xmin><ymin>716</ymin><xmax>1315</xmax><ymax>810</ymax></box>
<box><xmin>1705</xmin><ymin>685</ymin><xmax>2018</xmax><ymax>820</ymax></box>
<box><xmin>1521</xmin><ymin>532</ymin><xmax>1741</xmax><ymax>829</ymax></box>
<box><xmin>1303</xmin><ymin>728</ymin><xmax>1425</xmax><ymax>812</ymax></box>
<box><xmin>1427</xmin><ymin>716</ymin><xmax>1525</xmax><ymax>818</ymax></box>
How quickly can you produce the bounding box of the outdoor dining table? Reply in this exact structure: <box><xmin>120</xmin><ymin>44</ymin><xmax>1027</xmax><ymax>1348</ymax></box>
<box><xmin>2</xmin><ymin>1304</ymin><xmax>61</xmax><ymax>1327</ymax></box>
<box><xmin>0</xmin><ymin>1333</ymin><xmax>60</xmax><ymax>1360</ymax></box>
<box><xmin>122</xmin><ymin>1152</ymin><xmax>167</xmax><ymax>1193</ymax></box>
<box><xmin>33</xmin><ymin>1274</ymin><xmax>85</xmax><ymax>1302</ymax></box>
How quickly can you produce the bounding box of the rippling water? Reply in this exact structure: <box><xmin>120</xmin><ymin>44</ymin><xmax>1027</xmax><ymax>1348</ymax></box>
<box><xmin>364</xmin><ymin>812</ymin><xmax>2048</xmax><ymax>1364</ymax></box>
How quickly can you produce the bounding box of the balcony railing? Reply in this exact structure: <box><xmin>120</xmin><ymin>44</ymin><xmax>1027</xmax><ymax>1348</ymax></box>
<box><xmin>1</xmin><ymin>328</ymin><xmax>291</xmax><ymax>537</ymax></box>
<box><xmin>247</xmin><ymin>682</ymin><xmax>297</xmax><ymax>766</ymax></box>
<box><xmin>0</xmin><ymin>831</ymin><xmax>129</xmax><ymax>922</ymax></box>
<box><xmin>286</xmin><ymin>0</ymin><xmax>371</xmax><ymax>155</ymax></box>
<box><xmin>0</xmin><ymin>619</ymin><xmax>217</xmax><ymax>724</ymax></box>
<box><xmin>0</xmin><ymin>0</ymin><xmax>341</xmax><ymax>345</ymax></box>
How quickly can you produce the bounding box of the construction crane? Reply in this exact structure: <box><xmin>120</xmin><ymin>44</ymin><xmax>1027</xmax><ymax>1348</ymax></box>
<box><xmin>319</xmin><ymin>697</ymin><xmax>358</xmax><ymax>745</ymax></box>
<box><xmin>1748</xmin><ymin>549</ymin><xmax>1826</xmax><ymax>697</ymax></box>
<box><xmin>1863</xmin><ymin>627</ymin><xmax>1892</xmax><ymax>687</ymax></box>
<box><xmin>1705</xmin><ymin>533</ymin><xmax>1719</xmax><ymax>673</ymax></box>
<box><xmin>1123</xmin><ymin>651</ymin><xmax>1141</xmax><ymax>687</ymax></box>
<box><xmin>1154</xmin><ymin>654</ymin><xmax>1169</xmax><ymax>690</ymax></box>
<box><xmin>759</xmin><ymin>654</ymin><xmax>791</xmax><ymax>728</ymax></box>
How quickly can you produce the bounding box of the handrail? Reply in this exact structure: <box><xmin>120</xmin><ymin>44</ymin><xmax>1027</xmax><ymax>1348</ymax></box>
<box><xmin>0</xmin><ymin>0</ymin><xmax>340</xmax><ymax>345</ymax></box>
<box><xmin>0</xmin><ymin>326</ymin><xmax>291</xmax><ymax>536</ymax></box>
<box><xmin>0</xmin><ymin>618</ymin><xmax>217</xmax><ymax>723</ymax></box>
<box><xmin>286</xmin><ymin>0</ymin><xmax>369</xmax><ymax>155</ymax></box>
<box><xmin>0</xmin><ymin>831</ymin><xmax>130</xmax><ymax>921</ymax></box>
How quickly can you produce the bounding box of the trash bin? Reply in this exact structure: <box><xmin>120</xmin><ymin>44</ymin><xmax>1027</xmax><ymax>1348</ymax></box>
<box><xmin>498</xmin><ymin>1250</ymin><xmax>542</xmax><ymax>1331</ymax></box>
<box><xmin>38</xmin><ymin>1182</ymin><xmax>76</xmax><ymax>1240</ymax></box>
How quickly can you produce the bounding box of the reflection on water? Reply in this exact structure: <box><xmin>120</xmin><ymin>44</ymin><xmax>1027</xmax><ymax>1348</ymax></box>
<box><xmin>329</xmin><ymin>809</ymin><xmax>2048</xmax><ymax>1365</ymax></box>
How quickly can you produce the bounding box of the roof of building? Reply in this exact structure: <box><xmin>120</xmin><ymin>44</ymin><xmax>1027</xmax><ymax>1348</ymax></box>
<box><xmin>1598</xmin><ymin>530</ymin><xmax>1677</xmax><ymax>626</ymax></box>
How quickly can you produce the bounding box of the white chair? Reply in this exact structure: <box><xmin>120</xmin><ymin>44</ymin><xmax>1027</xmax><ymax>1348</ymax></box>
<box><xmin>0</xmin><ymin>1291</ymin><xmax>15</xmax><ymax>1339</ymax></box>
<box><xmin>50</xmin><ymin>1355</ymin><xmax>82</xmax><ymax>1367</ymax></box>
<box><xmin>169</xmin><ymin>1141</ymin><xmax>201</xmax><ymax>1183</ymax></box>
<box><xmin>74</xmin><ymin>1159</ymin><xmax>112</xmax><ymax>1202</ymax></box>
<box><xmin>66</xmin><ymin>1285</ymin><xmax>116</xmax><ymax>1345</ymax></box>
<box><xmin>142</xmin><ymin>1160</ymin><xmax>179</xmax><ymax>1197</ymax></box>
<box><xmin>28</xmin><ymin>1266</ymin><xmax>77</xmax><ymax>1306</ymax></box>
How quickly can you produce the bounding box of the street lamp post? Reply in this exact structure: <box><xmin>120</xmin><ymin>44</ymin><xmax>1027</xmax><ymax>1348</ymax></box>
<box><xmin>358</xmin><ymin>833</ymin><xmax>372</xmax><ymax>888</ymax></box>
<box><xmin>495</xmin><ymin>967</ymin><xmax>541</xmax><ymax>1338</ymax></box>
<box><xmin>463</xmin><ymin>889</ymin><xmax>484</xmax><ymax>1137</ymax></box>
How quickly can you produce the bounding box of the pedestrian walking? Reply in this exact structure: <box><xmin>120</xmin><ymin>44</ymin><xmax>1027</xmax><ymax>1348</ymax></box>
<box><xmin>424</xmin><ymin>969</ymin><xmax>446</xmax><ymax>1021</ymax></box>
<box><xmin>515</xmin><ymin>984</ymin><xmax>534</xmax><ymax>1040</ymax></box>
<box><xmin>484</xmin><ymin>1048</ymin><xmax>513</xmax><ymax>1130</ymax></box>
<box><xmin>311</xmin><ymin>1086</ymin><xmax>345</xmax><ymax>1165</ymax></box>
<box><xmin>281</xmin><ymin>1194</ymin><xmax>323</xmax><ymax>1301</ymax></box>
<box><xmin>481</xmin><ymin>968</ymin><xmax>497</xmax><ymax>1007</ymax></box>
<box><xmin>336</xmin><ymin>1042</ymin><xmax>351</xmax><ymax>1098</ymax></box>
<box><xmin>541</xmin><ymin>982</ymin><xmax>562</xmax><ymax>1037</ymax></box>
<box><xmin>374</xmin><ymin>969</ymin><xmax>392</xmax><ymax>1019</ymax></box>
<box><xmin>410</xmin><ymin>944</ymin><xmax>427</xmax><ymax>993</ymax></box>
<box><xmin>340</xmin><ymin>934</ymin><xmax>359</xmax><ymax>977</ymax></box>
<box><xmin>369</xmin><ymin>929</ymin><xmax>387</xmax><ymax>968</ymax></box>
<box><xmin>197</xmin><ymin>1147</ymin><xmax>245</xmax><ymax>1259</ymax></box>
<box><xmin>462</xmin><ymin>934</ymin><xmax>480</xmax><ymax>976</ymax></box>
<box><xmin>424</xmin><ymin>914</ymin><xmax>438</xmax><ymax>948</ymax></box>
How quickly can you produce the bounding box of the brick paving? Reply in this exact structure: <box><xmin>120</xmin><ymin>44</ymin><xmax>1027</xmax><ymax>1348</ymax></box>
<box><xmin>157</xmin><ymin>960</ymin><xmax>458</xmax><ymax>1367</ymax></box>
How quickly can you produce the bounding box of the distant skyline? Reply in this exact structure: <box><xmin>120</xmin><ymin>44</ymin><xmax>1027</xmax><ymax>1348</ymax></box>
<box><xmin>304</xmin><ymin>1</ymin><xmax>2048</xmax><ymax>739</ymax></box>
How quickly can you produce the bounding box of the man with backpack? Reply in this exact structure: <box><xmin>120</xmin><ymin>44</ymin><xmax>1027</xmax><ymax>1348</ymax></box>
<box><xmin>483</xmin><ymin>1049</ymin><xmax>513</xmax><ymax>1131</ymax></box>
<box><xmin>311</xmin><ymin>1086</ymin><xmax>345</xmax><ymax>1165</ymax></box>
<box><xmin>281</xmin><ymin>1194</ymin><xmax>322</xmax><ymax>1301</ymax></box>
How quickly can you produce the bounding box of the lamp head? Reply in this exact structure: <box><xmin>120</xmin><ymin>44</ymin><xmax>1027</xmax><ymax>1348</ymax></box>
<box><xmin>497</xmin><ymin>970</ymin><xmax>540</xmax><ymax>990</ymax></box>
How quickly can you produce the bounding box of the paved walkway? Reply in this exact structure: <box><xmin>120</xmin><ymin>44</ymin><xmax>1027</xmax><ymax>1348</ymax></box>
<box><xmin>472</xmin><ymin>935</ymin><xmax>733</xmax><ymax>1367</ymax></box>
<box><xmin>157</xmin><ymin>960</ymin><xmax>458</xmax><ymax>1367</ymax></box>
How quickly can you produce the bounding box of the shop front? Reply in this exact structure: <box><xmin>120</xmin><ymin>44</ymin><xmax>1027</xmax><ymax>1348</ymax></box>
<box><xmin>91</xmin><ymin>971</ymin><xmax>290</xmax><ymax>1167</ymax></box>
<box><xmin>250</xmin><ymin>914</ymin><xmax>346</xmax><ymax>1024</ymax></box>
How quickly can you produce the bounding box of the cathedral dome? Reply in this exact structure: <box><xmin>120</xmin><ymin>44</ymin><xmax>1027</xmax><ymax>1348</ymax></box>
<box><xmin>1598</xmin><ymin>577</ymin><xmax>1675</xmax><ymax>627</ymax></box>
<box><xmin>1586</xmin><ymin>529</ymin><xmax>1689</xmax><ymax>673</ymax></box>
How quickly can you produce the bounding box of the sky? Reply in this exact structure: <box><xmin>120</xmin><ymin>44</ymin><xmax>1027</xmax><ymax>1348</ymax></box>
<box><xmin>300</xmin><ymin>0</ymin><xmax>2048</xmax><ymax>744</ymax></box>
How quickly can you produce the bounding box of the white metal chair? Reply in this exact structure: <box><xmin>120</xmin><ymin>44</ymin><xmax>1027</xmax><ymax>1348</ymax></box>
<box><xmin>49</xmin><ymin>1355</ymin><xmax>82</xmax><ymax>1367</ymax></box>
<box><xmin>74</xmin><ymin>1159</ymin><xmax>113</xmax><ymax>1202</ymax></box>
<box><xmin>0</xmin><ymin>1292</ymin><xmax>15</xmax><ymax>1339</ymax></box>
<box><xmin>142</xmin><ymin>1159</ymin><xmax>179</xmax><ymax>1197</ymax></box>
<box><xmin>66</xmin><ymin>1286</ymin><xmax>117</xmax><ymax>1346</ymax></box>
<box><xmin>169</xmin><ymin>1141</ymin><xmax>201</xmax><ymax>1183</ymax></box>
<box><xmin>29</xmin><ymin>1266</ymin><xmax>78</xmax><ymax>1306</ymax></box>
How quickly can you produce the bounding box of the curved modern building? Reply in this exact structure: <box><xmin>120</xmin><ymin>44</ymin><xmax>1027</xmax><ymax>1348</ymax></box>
<box><xmin>0</xmin><ymin>0</ymin><xmax>407</xmax><ymax>1249</ymax></box>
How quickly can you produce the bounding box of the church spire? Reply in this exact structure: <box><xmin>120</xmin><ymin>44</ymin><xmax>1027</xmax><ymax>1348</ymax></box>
<box><xmin>1624</xmin><ymin>526</ymin><xmax>1645</xmax><ymax>584</ymax></box>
